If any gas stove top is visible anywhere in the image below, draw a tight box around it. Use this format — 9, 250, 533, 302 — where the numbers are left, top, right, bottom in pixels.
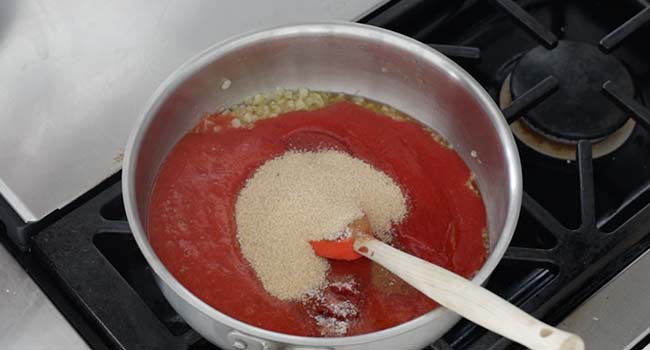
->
2, 1, 650, 349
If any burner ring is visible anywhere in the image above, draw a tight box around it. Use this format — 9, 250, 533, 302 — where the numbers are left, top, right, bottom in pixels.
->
510, 40, 635, 141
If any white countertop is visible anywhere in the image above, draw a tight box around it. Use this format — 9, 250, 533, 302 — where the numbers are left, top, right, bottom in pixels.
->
0, 244, 90, 350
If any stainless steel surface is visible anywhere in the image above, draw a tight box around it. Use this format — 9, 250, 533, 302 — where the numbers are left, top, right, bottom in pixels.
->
123, 22, 522, 350
560, 248, 650, 350
0, 0, 388, 223
0, 244, 90, 350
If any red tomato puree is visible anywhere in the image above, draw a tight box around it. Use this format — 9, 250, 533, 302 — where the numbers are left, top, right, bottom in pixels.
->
148, 101, 487, 336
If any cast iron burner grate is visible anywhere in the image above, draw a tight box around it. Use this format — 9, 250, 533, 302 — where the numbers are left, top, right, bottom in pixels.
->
2, 1, 650, 350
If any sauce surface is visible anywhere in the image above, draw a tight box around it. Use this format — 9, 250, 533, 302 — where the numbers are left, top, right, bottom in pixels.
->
148, 101, 487, 336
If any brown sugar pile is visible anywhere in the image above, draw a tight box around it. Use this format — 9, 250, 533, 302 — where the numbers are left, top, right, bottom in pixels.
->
235, 150, 408, 300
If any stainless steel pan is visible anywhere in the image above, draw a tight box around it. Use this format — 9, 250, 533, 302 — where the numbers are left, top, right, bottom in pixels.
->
123, 22, 522, 350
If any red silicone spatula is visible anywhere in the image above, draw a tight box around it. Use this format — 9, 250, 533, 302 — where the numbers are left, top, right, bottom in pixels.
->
310, 215, 584, 350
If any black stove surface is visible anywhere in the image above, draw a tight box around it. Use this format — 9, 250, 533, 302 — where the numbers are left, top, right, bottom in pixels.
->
2, 1, 650, 350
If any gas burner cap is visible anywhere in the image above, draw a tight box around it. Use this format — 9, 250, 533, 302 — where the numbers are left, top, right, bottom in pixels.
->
500, 74, 635, 160
511, 40, 635, 141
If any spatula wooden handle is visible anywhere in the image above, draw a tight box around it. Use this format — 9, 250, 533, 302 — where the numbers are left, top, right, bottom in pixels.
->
354, 238, 585, 350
